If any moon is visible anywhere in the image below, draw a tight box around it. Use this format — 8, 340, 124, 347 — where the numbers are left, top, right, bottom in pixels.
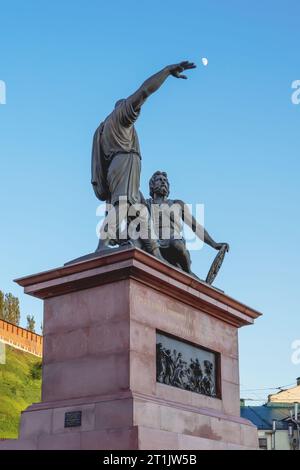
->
201, 57, 208, 66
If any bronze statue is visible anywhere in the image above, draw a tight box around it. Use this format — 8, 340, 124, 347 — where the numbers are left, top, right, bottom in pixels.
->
91, 61, 196, 257
145, 171, 229, 279
90, 61, 229, 284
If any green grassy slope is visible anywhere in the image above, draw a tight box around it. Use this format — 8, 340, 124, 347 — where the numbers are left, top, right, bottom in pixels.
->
0, 344, 42, 438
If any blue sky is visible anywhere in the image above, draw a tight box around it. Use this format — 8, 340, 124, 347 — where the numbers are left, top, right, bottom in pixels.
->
0, 0, 299, 403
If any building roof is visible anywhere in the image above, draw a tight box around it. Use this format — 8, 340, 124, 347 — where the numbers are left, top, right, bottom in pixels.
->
241, 404, 294, 430
268, 385, 300, 404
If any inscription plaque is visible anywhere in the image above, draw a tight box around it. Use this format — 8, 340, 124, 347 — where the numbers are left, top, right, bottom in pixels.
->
64, 410, 82, 428
156, 332, 218, 397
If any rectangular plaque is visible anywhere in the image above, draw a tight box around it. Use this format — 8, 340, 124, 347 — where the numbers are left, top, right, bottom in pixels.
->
64, 410, 82, 428
156, 332, 218, 397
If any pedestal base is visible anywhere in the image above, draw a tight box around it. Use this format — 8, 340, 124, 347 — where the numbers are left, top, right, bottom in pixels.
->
0, 394, 258, 450
0, 248, 261, 450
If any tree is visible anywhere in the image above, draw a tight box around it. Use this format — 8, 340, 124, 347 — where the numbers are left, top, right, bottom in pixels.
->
26, 315, 36, 333
0, 290, 4, 320
3, 293, 20, 326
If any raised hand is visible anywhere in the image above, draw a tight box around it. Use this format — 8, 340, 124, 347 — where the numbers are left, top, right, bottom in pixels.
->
168, 61, 197, 79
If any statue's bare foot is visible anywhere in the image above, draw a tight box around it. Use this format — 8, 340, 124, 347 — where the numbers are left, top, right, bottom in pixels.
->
95, 238, 117, 252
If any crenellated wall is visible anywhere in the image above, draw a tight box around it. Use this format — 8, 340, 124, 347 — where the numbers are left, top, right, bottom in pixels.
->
0, 319, 43, 357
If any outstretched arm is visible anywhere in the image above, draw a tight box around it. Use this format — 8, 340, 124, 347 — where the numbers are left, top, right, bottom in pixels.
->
128, 61, 196, 111
176, 200, 230, 251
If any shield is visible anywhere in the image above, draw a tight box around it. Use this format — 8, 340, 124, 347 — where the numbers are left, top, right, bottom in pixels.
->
206, 245, 227, 285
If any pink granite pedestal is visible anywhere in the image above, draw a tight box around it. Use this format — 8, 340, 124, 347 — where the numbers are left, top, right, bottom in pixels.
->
0, 248, 261, 450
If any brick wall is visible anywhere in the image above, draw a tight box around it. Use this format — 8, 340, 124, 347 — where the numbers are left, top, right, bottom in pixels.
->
0, 319, 43, 357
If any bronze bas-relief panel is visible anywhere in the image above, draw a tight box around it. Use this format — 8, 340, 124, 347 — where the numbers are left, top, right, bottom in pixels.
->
156, 332, 218, 398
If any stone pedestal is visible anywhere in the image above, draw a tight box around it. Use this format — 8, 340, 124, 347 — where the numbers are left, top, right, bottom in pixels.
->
0, 248, 261, 450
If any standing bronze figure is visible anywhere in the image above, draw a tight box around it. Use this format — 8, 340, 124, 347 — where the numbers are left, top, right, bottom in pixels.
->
91, 61, 196, 257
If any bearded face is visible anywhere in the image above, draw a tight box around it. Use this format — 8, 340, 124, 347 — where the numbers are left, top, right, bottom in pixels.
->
152, 173, 170, 197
